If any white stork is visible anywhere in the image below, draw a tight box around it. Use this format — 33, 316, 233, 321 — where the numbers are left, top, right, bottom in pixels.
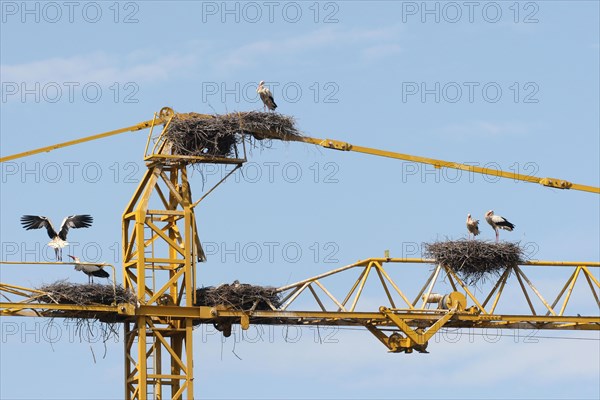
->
466, 214, 480, 239
257, 81, 277, 111
68, 255, 109, 283
20, 215, 93, 261
484, 210, 515, 242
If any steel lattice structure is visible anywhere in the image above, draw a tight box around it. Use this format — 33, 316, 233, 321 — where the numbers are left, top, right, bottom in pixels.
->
1, 107, 599, 399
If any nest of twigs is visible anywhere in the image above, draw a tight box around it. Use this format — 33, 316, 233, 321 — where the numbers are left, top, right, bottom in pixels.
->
35, 281, 137, 342
37, 281, 136, 307
424, 240, 525, 285
165, 111, 302, 158
195, 281, 281, 311
37, 281, 135, 323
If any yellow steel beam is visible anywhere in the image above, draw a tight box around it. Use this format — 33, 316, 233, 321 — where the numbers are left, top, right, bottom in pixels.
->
382, 306, 456, 345
133, 304, 600, 325
295, 137, 600, 194
336, 258, 600, 267
2, 107, 596, 195
0, 119, 158, 163
0, 302, 120, 312
275, 257, 600, 269
0, 261, 118, 301
523, 260, 600, 267
4, 303, 597, 329
1, 297, 597, 326
121, 162, 196, 399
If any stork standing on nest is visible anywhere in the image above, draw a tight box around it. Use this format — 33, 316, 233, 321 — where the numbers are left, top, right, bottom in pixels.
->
68, 255, 109, 283
20, 215, 93, 261
257, 80, 277, 111
466, 214, 480, 239
484, 210, 515, 242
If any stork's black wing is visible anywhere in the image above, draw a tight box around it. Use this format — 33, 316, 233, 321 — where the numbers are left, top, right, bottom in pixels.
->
58, 215, 93, 240
90, 268, 110, 278
21, 215, 57, 239
269, 96, 277, 109
496, 219, 515, 231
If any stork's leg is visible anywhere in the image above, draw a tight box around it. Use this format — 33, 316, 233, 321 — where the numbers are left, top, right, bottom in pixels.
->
495, 230, 499, 243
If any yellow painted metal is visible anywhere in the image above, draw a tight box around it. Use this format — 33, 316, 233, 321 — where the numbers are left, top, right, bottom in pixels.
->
2, 107, 597, 194
119, 114, 245, 399
2, 254, 599, 361
0, 302, 120, 312
514, 266, 556, 315
122, 162, 200, 400
0, 119, 161, 163
372, 264, 414, 308
2, 108, 600, 398
382, 305, 456, 345
420, 264, 442, 310
0, 261, 119, 310
482, 267, 511, 314
294, 137, 600, 194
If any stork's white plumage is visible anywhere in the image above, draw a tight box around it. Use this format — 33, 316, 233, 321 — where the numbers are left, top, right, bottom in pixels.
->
484, 210, 515, 242
257, 80, 277, 111
21, 215, 93, 261
466, 214, 480, 239
68, 255, 109, 283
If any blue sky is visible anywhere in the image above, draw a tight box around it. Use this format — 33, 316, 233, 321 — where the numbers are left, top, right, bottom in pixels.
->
1, 1, 599, 399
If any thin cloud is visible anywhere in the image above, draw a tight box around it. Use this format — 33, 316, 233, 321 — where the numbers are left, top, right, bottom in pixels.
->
441, 120, 534, 138
217, 25, 403, 70
2, 27, 403, 85
362, 43, 402, 61
1, 51, 197, 85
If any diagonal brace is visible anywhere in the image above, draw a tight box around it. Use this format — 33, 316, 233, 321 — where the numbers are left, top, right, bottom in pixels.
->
380, 306, 455, 345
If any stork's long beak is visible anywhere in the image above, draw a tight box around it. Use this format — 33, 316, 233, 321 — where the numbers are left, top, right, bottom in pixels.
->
67, 255, 75, 260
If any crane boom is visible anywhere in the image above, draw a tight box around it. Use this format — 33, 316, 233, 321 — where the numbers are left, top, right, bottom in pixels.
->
0, 119, 158, 163
295, 137, 600, 194
1, 109, 598, 194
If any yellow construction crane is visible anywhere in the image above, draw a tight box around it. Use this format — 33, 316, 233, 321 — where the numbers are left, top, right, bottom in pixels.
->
1, 107, 598, 400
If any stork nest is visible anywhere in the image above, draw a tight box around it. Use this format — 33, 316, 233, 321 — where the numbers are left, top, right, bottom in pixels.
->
165, 111, 302, 158
195, 282, 281, 311
36, 281, 136, 321
34, 281, 137, 343
424, 240, 525, 285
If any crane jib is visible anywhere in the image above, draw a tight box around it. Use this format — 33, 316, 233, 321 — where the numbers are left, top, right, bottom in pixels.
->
0, 110, 598, 195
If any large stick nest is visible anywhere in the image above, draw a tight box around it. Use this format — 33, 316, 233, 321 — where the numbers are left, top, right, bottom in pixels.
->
165, 111, 302, 158
195, 281, 281, 311
37, 281, 136, 306
424, 240, 525, 285
35, 281, 137, 341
